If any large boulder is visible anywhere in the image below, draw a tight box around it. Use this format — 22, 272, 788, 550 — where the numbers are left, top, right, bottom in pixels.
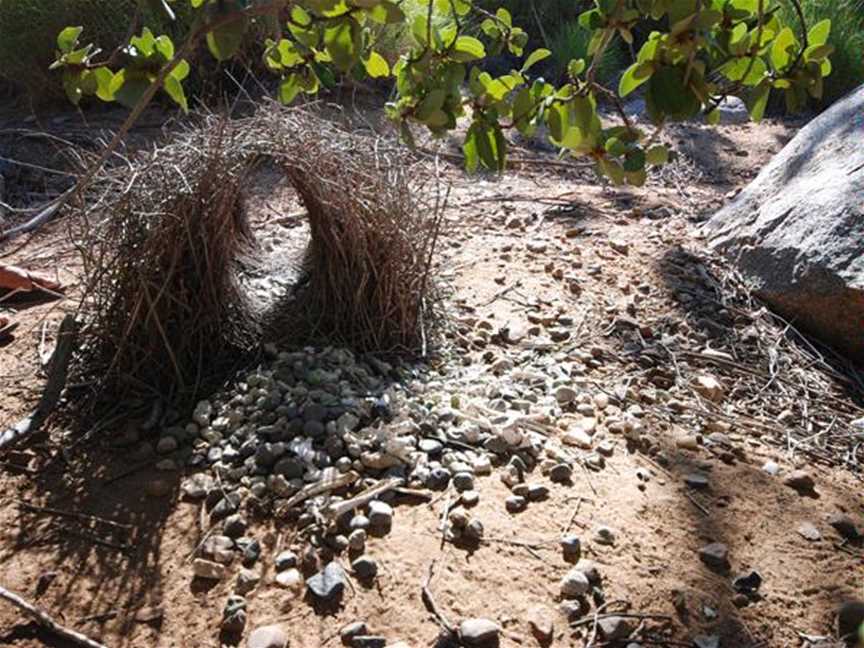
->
704, 85, 864, 360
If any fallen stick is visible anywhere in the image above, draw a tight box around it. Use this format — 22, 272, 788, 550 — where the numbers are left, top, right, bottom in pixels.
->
276, 470, 360, 517
323, 476, 404, 520
421, 561, 455, 635
18, 501, 133, 532
0, 584, 110, 648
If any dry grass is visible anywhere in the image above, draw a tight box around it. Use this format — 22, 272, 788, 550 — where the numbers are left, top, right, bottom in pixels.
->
71, 105, 445, 407
73, 119, 258, 406
251, 105, 446, 352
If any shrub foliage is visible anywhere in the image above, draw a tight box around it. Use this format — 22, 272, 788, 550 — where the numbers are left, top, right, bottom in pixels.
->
51, 0, 835, 186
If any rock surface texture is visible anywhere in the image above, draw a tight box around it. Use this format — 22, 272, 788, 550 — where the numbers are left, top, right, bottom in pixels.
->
704, 84, 864, 359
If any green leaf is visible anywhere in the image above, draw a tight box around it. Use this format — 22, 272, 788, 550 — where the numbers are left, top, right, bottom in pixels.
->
163, 75, 188, 112
808, 19, 831, 47
62, 71, 83, 105
568, 59, 586, 77
452, 36, 486, 62
92, 67, 116, 102
645, 144, 668, 165
279, 74, 303, 105
746, 83, 770, 121
521, 48, 551, 73
770, 27, 796, 72
463, 125, 480, 173
57, 26, 83, 54
131, 27, 156, 57
110, 70, 151, 109
324, 21, 360, 71
619, 61, 652, 97
605, 137, 627, 157
364, 51, 390, 78
206, 17, 248, 62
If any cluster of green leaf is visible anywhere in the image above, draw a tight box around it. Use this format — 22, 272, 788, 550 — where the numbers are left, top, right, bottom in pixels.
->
776, 0, 864, 110
50, 0, 836, 186
0, 0, 182, 103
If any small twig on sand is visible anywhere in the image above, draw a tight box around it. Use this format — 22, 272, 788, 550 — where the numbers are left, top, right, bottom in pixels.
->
421, 561, 455, 635
18, 501, 133, 532
682, 490, 711, 517
563, 496, 588, 534
0, 584, 110, 648
439, 490, 453, 550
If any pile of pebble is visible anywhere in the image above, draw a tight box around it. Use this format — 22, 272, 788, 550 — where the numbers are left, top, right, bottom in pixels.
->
144, 338, 653, 644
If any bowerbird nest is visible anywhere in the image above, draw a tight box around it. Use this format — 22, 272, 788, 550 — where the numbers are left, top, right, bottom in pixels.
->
73, 106, 444, 408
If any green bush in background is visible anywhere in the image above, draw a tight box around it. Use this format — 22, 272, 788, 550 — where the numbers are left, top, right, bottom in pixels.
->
778, 0, 864, 110
548, 21, 628, 85
0, 0, 187, 103
0, 0, 272, 106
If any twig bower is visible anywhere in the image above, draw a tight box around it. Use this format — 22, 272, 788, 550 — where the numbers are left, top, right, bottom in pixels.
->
76, 105, 443, 405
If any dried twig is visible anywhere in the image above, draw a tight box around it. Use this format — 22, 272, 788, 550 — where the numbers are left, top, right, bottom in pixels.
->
421, 561, 455, 635
0, 585, 110, 648
18, 501, 132, 533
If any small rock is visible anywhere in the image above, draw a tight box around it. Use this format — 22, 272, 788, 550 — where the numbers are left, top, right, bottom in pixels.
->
453, 472, 475, 492
275, 568, 304, 593
464, 519, 484, 542
828, 513, 860, 540
221, 595, 247, 634
783, 470, 815, 495
460, 490, 480, 507
351, 514, 371, 531
549, 463, 573, 484
181, 473, 214, 499
351, 555, 378, 580
698, 543, 730, 572
562, 428, 593, 450
694, 375, 725, 402
693, 635, 720, 648
223, 514, 247, 539
348, 529, 367, 552
573, 559, 600, 584
528, 606, 554, 643
676, 436, 700, 451
275, 550, 298, 571
560, 535, 581, 560
527, 483, 549, 502
597, 616, 632, 641
761, 460, 780, 476
505, 495, 527, 513
368, 501, 393, 534
684, 473, 710, 489
560, 569, 591, 598
593, 526, 616, 546
732, 570, 762, 594
192, 558, 225, 580
797, 522, 821, 541
236, 568, 261, 595
448, 509, 469, 529
340, 621, 369, 644
459, 618, 501, 646
307, 562, 347, 602
134, 606, 164, 623
555, 386, 578, 405
247, 625, 287, 648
